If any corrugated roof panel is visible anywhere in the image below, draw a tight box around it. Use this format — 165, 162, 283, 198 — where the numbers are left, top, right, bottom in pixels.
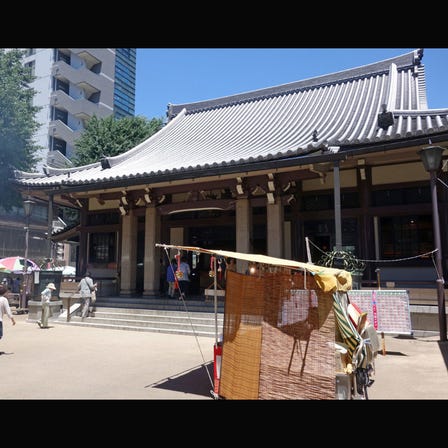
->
405, 116, 413, 136
417, 65, 428, 109
426, 115, 434, 133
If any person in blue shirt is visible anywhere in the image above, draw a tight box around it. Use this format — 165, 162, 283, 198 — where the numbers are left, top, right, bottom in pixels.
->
166, 259, 177, 298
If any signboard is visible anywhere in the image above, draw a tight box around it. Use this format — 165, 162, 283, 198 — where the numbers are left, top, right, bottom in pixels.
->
347, 289, 412, 335
34, 270, 63, 299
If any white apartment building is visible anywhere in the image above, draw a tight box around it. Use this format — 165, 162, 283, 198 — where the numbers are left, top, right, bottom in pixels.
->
22, 48, 136, 172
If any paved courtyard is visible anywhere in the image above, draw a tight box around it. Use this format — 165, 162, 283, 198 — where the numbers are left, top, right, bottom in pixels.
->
0, 314, 447, 400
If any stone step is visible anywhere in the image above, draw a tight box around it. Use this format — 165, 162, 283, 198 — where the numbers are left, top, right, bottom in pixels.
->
71, 314, 222, 332
94, 307, 224, 319
55, 319, 221, 337
55, 302, 224, 337
94, 297, 225, 314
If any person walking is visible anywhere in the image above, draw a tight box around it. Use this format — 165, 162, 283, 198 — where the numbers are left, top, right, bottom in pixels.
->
166, 259, 177, 298
0, 284, 16, 342
78, 272, 97, 319
37, 282, 56, 329
177, 256, 191, 299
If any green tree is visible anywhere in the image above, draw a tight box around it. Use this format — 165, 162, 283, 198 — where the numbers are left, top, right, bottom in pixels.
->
0, 49, 41, 210
73, 115, 163, 166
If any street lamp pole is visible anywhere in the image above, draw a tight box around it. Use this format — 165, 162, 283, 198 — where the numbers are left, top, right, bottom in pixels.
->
418, 146, 447, 342
20, 197, 34, 313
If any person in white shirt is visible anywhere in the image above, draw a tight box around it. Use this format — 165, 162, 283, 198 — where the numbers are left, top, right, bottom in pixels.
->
0, 284, 16, 340
78, 272, 97, 319
37, 282, 56, 329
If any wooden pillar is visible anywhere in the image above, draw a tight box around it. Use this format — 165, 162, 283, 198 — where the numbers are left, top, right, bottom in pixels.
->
333, 160, 342, 250
358, 163, 374, 281
143, 205, 161, 298
236, 198, 251, 273
439, 170, 448, 278
47, 194, 54, 261
267, 199, 284, 258
284, 221, 291, 260
78, 202, 88, 276
120, 209, 138, 296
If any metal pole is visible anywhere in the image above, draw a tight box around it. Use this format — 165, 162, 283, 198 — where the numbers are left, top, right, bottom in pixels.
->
333, 161, 342, 250
214, 257, 218, 345
430, 170, 447, 341
375, 268, 381, 290
21, 218, 30, 312
305, 237, 312, 263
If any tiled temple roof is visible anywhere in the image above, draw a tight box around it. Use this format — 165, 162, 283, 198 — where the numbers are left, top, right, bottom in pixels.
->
14, 49, 448, 188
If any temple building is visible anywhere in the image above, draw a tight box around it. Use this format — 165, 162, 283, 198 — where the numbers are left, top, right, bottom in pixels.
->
13, 49, 448, 299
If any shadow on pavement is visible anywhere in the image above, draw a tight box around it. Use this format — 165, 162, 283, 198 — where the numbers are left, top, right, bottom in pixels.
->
438, 341, 448, 370
147, 362, 214, 398
381, 351, 407, 356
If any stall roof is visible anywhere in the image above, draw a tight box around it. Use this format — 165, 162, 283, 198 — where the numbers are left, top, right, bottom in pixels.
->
156, 244, 352, 293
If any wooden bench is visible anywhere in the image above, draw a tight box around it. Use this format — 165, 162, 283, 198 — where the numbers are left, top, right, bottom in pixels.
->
59, 281, 81, 322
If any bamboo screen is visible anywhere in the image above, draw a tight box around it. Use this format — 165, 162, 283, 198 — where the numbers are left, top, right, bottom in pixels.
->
219, 270, 335, 399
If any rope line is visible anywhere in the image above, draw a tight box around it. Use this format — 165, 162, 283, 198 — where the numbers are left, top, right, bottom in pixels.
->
306, 237, 438, 264
162, 246, 214, 389
437, 176, 448, 190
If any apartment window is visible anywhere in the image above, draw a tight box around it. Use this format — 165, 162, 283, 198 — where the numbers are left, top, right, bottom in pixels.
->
56, 50, 71, 65
91, 62, 102, 74
52, 107, 68, 124
50, 136, 66, 155
25, 48, 36, 57
24, 60, 35, 77
54, 78, 69, 95
88, 91, 100, 103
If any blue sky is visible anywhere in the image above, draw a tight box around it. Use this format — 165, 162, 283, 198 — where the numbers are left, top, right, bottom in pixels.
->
135, 48, 448, 119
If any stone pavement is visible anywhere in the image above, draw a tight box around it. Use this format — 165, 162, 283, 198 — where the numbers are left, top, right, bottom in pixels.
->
368, 333, 448, 400
0, 314, 215, 400
0, 314, 447, 400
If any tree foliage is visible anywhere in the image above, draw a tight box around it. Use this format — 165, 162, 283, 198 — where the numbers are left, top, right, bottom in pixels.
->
73, 115, 164, 166
0, 49, 41, 210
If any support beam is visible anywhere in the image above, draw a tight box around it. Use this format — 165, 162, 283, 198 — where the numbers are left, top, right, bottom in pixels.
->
47, 194, 54, 260
333, 160, 342, 250
143, 206, 161, 298
120, 209, 138, 296
236, 198, 251, 273
267, 199, 284, 258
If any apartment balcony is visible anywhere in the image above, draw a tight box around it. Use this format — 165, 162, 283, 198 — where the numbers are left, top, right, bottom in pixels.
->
49, 120, 82, 147
50, 90, 112, 120
46, 150, 73, 169
70, 48, 114, 68
52, 60, 111, 97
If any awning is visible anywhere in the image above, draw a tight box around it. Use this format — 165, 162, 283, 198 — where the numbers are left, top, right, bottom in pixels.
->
155, 244, 352, 293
